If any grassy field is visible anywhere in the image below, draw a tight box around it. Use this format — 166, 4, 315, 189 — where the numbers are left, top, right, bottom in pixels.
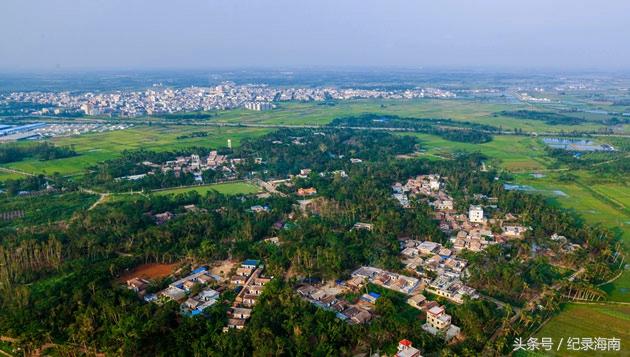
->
513, 173, 630, 235
0, 169, 27, 181
0, 340, 15, 355
521, 304, 630, 357
0, 192, 98, 228
152, 182, 260, 196
404, 133, 553, 172
198, 99, 617, 133
0, 125, 269, 178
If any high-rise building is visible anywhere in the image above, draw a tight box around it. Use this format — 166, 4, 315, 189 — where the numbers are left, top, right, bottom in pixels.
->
244, 102, 273, 111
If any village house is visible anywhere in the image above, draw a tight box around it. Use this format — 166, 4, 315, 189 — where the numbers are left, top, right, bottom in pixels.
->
425, 275, 478, 304
392, 182, 406, 194
230, 275, 247, 285
241, 259, 260, 269
351, 266, 420, 295
502, 225, 528, 239
406, 294, 427, 310
126, 277, 150, 293
344, 307, 372, 324
422, 305, 461, 341
417, 241, 440, 255
227, 318, 246, 330
160, 286, 187, 302
352, 222, 374, 231
236, 266, 255, 277
262, 236, 280, 245
253, 276, 271, 286
332, 170, 348, 178
297, 187, 317, 196
297, 168, 312, 178
393, 193, 410, 208
360, 292, 380, 304
250, 205, 270, 213
468, 205, 484, 223
181, 287, 220, 316
396, 339, 423, 357
241, 294, 258, 307
154, 211, 174, 225
345, 276, 366, 290
434, 199, 454, 211
231, 307, 252, 320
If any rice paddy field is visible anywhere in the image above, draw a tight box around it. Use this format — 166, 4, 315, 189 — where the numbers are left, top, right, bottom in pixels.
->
513, 173, 629, 234
405, 133, 553, 172
152, 182, 260, 196
511, 171, 630, 302
517, 304, 630, 357
204, 99, 617, 133
0, 125, 269, 178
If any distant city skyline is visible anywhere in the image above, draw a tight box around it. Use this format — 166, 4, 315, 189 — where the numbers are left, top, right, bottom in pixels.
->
1, 0, 629, 71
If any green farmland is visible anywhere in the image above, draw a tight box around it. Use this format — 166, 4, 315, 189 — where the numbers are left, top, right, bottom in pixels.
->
405, 133, 553, 172
523, 304, 630, 357
152, 182, 261, 196
0, 125, 269, 178
202, 99, 619, 134
512, 172, 630, 302
0, 168, 27, 181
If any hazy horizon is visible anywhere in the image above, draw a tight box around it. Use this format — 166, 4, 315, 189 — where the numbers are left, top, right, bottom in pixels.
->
2, 0, 630, 71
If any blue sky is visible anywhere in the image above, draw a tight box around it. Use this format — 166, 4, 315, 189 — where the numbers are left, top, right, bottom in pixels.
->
1, 0, 629, 70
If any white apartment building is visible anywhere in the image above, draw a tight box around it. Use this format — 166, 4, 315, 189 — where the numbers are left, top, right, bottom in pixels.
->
468, 205, 484, 223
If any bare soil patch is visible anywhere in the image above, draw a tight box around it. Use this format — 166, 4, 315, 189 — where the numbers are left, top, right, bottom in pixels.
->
118, 262, 179, 282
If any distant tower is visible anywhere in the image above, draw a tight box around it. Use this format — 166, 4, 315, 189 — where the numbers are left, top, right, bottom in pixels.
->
227, 139, 232, 149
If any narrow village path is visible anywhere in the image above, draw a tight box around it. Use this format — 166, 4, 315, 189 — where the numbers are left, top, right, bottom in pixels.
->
235, 266, 263, 301
0, 336, 16, 357
0, 167, 36, 177
88, 193, 109, 211
598, 266, 626, 287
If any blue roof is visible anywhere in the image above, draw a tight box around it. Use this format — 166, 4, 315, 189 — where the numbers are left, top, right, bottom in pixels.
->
368, 292, 381, 299
242, 259, 260, 266
191, 266, 208, 274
